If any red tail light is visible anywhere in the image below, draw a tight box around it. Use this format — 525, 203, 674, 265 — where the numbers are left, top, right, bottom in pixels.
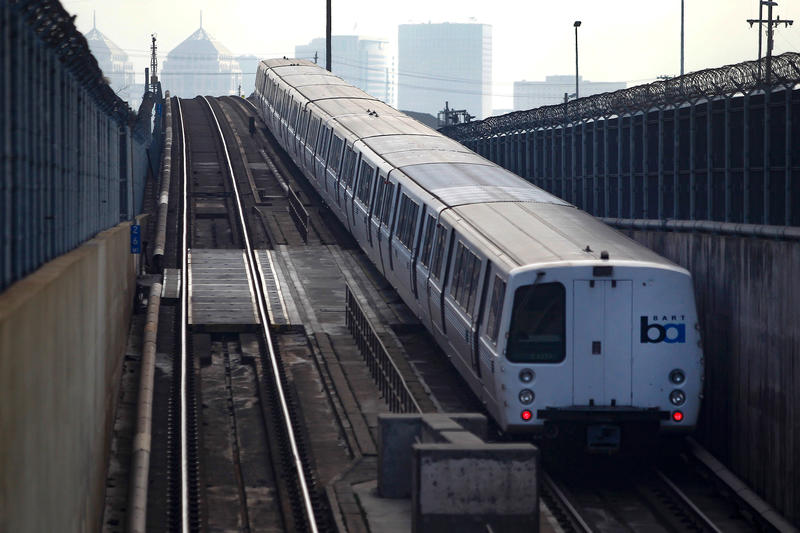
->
672, 411, 684, 422
521, 410, 533, 421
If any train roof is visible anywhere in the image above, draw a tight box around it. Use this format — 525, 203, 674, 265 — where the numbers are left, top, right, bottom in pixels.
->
259, 58, 680, 271
450, 202, 674, 268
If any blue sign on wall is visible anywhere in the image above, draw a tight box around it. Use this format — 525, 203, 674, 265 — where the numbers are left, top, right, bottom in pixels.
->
130, 224, 141, 254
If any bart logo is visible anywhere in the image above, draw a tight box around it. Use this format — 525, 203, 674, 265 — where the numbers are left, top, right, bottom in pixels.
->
640, 316, 686, 344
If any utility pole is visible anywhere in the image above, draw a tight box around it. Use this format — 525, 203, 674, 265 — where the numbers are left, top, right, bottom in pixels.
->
748, 1, 793, 83
574, 21, 581, 99
150, 34, 158, 93
326, 0, 332, 72
680, 0, 684, 77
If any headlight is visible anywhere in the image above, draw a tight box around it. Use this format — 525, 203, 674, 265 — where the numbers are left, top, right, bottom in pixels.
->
519, 389, 535, 404
519, 369, 535, 383
670, 389, 686, 406
669, 369, 685, 385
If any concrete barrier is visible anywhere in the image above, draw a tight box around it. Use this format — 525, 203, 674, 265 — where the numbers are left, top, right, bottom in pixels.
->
378, 413, 538, 533
0, 217, 144, 532
622, 229, 800, 527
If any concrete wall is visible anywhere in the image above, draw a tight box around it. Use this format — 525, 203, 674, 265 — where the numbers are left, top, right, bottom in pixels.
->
624, 230, 800, 526
0, 219, 142, 532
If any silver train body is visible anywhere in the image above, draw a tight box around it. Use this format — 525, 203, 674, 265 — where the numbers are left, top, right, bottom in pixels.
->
254, 58, 703, 446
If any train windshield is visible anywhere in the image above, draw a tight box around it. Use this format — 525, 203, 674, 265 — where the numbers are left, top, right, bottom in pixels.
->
506, 282, 566, 363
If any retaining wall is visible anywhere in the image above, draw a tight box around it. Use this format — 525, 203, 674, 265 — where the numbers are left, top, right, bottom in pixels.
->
623, 229, 800, 526
0, 218, 143, 532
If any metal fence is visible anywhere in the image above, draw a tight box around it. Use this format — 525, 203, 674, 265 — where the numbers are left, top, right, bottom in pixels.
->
345, 285, 421, 414
1, 0, 158, 291
441, 53, 800, 227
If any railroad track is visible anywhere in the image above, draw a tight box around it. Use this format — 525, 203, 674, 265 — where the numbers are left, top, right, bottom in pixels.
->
168, 96, 326, 532
540, 450, 761, 533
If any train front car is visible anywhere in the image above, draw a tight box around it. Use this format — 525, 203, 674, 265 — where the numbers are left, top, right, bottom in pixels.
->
496, 256, 703, 452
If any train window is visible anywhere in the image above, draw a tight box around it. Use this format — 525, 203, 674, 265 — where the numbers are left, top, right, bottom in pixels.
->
329, 136, 344, 173
308, 117, 320, 148
373, 179, 386, 219
449, 241, 480, 316
395, 194, 419, 250
486, 276, 506, 344
380, 183, 395, 226
506, 283, 566, 363
465, 256, 482, 312
430, 224, 447, 280
317, 126, 329, 153
343, 148, 358, 190
355, 162, 375, 206
419, 215, 436, 269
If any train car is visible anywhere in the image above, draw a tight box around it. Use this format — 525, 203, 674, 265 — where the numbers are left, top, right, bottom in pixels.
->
253, 58, 704, 450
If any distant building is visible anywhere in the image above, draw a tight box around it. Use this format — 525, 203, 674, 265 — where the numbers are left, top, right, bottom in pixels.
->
84, 18, 138, 107
398, 22, 492, 120
161, 25, 242, 98
237, 54, 260, 96
513, 76, 627, 110
295, 36, 394, 105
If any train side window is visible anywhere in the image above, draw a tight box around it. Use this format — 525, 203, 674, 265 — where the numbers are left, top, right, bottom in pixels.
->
395, 194, 419, 250
506, 282, 566, 363
316, 126, 328, 154
485, 276, 506, 344
465, 254, 482, 313
450, 241, 480, 317
308, 117, 320, 149
343, 148, 358, 190
419, 214, 436, 269
373, 179, 386, 219
356, 162, 375, 206
450, 243, 466, 300
430, 224, 447, 281
380, 183, 395, 226
329, 135, 344, 174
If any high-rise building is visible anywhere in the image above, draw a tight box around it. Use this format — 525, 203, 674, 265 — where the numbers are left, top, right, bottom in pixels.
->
160, 25, 242, 98
84, 17, 137, 106
513, 76, 627, 110
398, 22, 492, 120
295, 36, 393, 105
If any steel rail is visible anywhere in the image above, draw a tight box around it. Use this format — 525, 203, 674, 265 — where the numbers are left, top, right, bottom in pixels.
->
175, 98, 191, 533
541, 472, 594, 533
201, 96, 319, 532
654, 468, 724, 533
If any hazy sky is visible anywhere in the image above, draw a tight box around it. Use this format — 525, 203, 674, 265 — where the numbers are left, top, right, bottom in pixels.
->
65, 0, 799, 109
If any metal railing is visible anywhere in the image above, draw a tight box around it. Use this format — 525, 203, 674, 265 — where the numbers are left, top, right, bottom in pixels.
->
287, 186, 309, 243
345, 285, 422, 414
0, 0, 157, 291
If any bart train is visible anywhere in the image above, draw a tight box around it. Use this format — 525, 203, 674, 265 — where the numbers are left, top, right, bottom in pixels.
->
253, 58, 703, 449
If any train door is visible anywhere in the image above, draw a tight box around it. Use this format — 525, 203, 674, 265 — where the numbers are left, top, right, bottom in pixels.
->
415, 213, 437, 326
368, 173, 387, 274
478, 273, 506, 404
352, 161, 375, 250
314, 126, 330, 186
445, 242, 482, 372
572, 280, 633, 406
427, 223, 451, 342
378, 179, 398, 285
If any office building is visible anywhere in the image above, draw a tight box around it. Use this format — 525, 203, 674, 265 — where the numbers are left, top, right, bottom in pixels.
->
295, 36, 394, 105
84, 18, 137, 106
513, 76, 627, 110
160, 25, 242, 98
398, 22, 492, 120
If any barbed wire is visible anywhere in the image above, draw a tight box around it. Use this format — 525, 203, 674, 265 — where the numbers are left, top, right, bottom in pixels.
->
15, 0, 132, 124
440, 52, 800, 141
